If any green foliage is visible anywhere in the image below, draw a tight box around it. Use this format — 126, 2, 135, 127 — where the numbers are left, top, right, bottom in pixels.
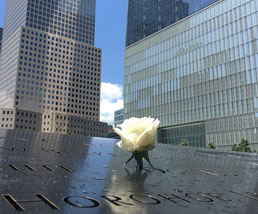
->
67, 131, 73, 135
180, 138, 189, 146
207, 142, 216, 149
231, 139, 256, 153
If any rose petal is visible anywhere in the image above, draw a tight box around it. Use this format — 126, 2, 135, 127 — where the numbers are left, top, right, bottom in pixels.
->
135, 119, 160, 151
135, 131, 155, 151
116, 140, 135, 152
115, 117, 160, 152
114, 127, 127, 141
125, 117, 154, 136
118, 117, 138, 131
116, 141, 122, 149
114, 128, 135, 152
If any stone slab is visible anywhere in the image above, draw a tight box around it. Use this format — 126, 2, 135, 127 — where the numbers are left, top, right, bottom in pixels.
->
0, 128, 258, 213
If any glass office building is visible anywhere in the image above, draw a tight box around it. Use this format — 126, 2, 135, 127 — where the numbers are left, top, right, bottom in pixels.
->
114, 108, 124, 126
0, 0, 99, 118
124, 0, 258, 149
25, 0, 95, 44
126, 0, 219, 47
0, 0, 108, 136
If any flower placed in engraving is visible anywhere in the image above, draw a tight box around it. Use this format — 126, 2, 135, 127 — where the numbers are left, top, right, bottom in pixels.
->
114, 117, 160, 169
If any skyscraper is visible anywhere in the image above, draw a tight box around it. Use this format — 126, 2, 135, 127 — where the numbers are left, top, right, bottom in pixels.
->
0, 0, 108, 137
114, 108, 123, 126
126, 0, 218, 47
124, 0, 258, 149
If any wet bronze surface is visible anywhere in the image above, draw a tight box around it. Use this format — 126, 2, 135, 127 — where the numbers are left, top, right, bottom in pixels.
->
0, 128, 258, 213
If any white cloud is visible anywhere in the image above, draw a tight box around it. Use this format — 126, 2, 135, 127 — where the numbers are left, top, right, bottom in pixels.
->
100, 82, 123, 101
100, 82, 123, 125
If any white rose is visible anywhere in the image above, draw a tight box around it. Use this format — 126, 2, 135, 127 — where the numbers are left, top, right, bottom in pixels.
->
114, 117, 160, 152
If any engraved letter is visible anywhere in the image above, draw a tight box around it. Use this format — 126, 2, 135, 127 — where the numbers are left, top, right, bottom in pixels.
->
206, 193, 232, 201
3, 194, 59, 211
185, 193, 214, 202
130, 194, 161, 205
102, 195, 133, 206
230, 190, 258, 201
64, 196, 100, 208
158, 194, 191, 204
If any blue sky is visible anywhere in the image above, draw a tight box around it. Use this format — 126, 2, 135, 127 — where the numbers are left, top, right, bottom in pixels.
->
0, 0, 127, 86
95, 0, 127, 86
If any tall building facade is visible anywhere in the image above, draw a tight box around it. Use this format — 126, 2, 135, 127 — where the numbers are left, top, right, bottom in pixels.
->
0, 0, 108, 137
114, 108, 123, 126
124, 0, 258, 149
126, 0, 218, 47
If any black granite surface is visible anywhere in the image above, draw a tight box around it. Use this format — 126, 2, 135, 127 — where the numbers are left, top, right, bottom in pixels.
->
0, 128, 258, 213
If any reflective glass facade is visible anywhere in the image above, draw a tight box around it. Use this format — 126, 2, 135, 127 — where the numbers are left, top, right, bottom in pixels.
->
158, 122, 205, 147
124, 0, 258, 149
0, 0, 101, 121
126, 0, 219, 47
114, 108, 124, 126
25, 0, 95, 44
0, 0, 28, 108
